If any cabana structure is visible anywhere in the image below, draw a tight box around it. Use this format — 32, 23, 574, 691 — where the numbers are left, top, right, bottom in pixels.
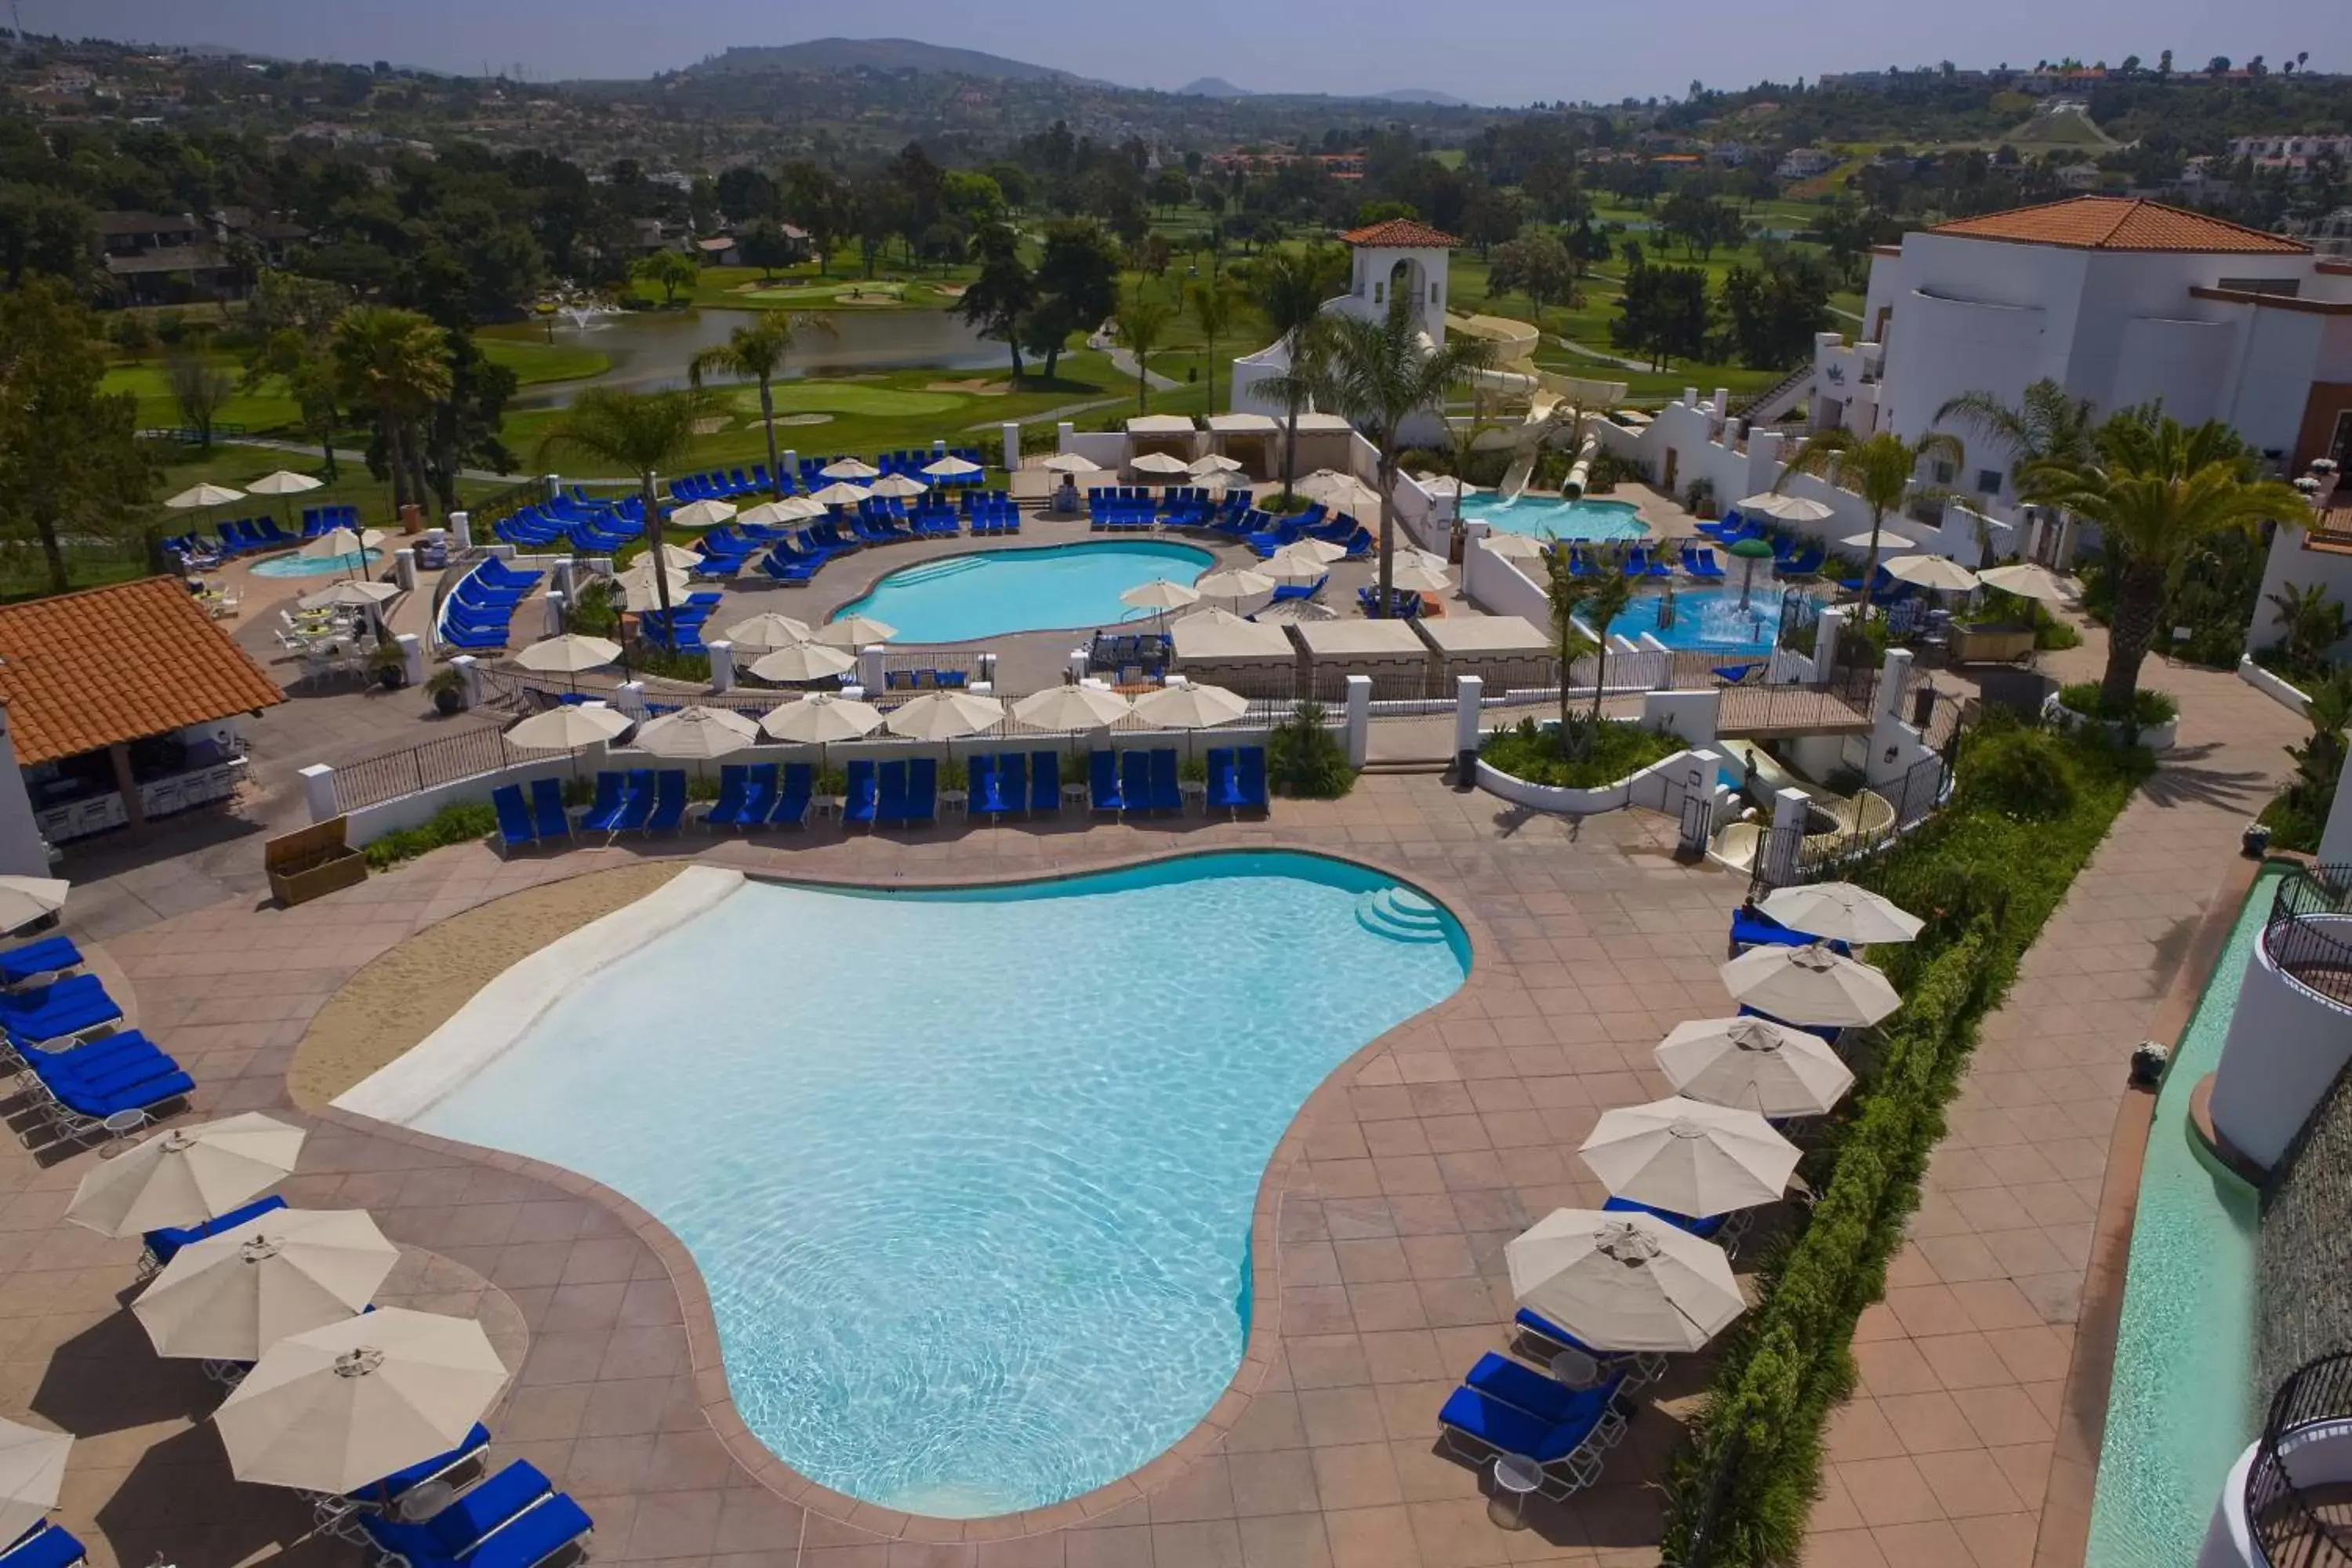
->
1290, 618, 1432, 701
1124, 415, 1200, 470
1170, 608, 1298, 697
0, 579, 285, 870
1287, 412, 1362, 480
1416, 612, 1559, 691
1204, 412, 1280, 480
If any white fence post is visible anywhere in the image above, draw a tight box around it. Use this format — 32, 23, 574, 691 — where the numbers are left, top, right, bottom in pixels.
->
860, 644, 887, 694
394, 548, 418, 591
615, 681, 647, 717
708, 640, 735, 693
1343, 675, 1372, 768
396, 633, 424, 688
543, 593, 565, 637
448, 510, 472, 553
1002, 422, 1021, 472
1813, 606, 1846, 675
1876, 647, 1914, 720
299, 764, 339, 824
1763, 786, 1810, 885
1069, 649, 1091, 683
1454, 674, 1484, 759
451, 654, 481, 710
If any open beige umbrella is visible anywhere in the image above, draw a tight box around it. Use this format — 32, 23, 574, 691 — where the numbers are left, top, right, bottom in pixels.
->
1297, 470, 1381, 514
1261, 545, 1334, 585
1194, 567, 1276, 604
814, 614, 895, 648
1130, 451, 1192, 477
1980, 562, 2082, 603
1133, 683, 1250, 730
166, 483, 245, 510
504, 704, 632, 753
1580, 1097, 1800, 1217
808, 481, 870, 508
1653, 1017, 1855, 1119
1506, 1209, 1744, 1354
1190, 454, 1246, 477
739, 496, 826, 526
1739, 492, 1835, 524
613, 561, 695, 607
820, 457, 880, 481
300, 526, 386, 561
0, 876, 68, 931
1122, 579, 1201, 615
1885, 554, 1980, 593
297, 580, 400, 612
1043, 452, 1102, 474
1720, 942, 1901, 1027
667, 499, 737, 530
750, 642, 858, 684
1011, 684, 1132, 731
245, 470, 323, 499
1388, 557, 1452, 593
724, 612, 815, 652
1481, 532, 1552, 561
760, 691, 884, 744
632, 705, 757, 760
66, 1112, 303, 1238
923, 455, 983, 479
0, 1420, 71, 1548
1757, 883, 1924, 945
134, 1208, 399, 1361
212, 1308, 507, 1494
868, 473, 929, 499
1840, 528, 1915, 551
884, 691, 1006, 742
514, 634, 622, 677
647, 542, 708, 571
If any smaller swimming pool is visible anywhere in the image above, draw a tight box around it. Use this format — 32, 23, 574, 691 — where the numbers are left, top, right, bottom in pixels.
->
833, 540, 1216, 642
1601, 586, 1813, 655
1461, 495, 1648, 541
250, 548, 380, 579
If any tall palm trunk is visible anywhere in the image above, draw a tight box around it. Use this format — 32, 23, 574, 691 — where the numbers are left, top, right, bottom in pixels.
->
757, 375, 782, 497
1857, 506, 1889, 617
1374, 440, 1397, 611
1588, 639, 1610, 732
641, 470, 673, 617
1279, 395, 1303, 506
2103, 559, 2166, 712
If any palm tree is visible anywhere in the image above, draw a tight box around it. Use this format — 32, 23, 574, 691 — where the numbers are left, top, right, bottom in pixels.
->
1538, 545, 1597, 747
2022, 414, 2310, 711
533, 387, 715, 619
331, 305, 451, 517
688, 310, 833, 497
2264, 580, 2350, 671
1113, 289, 1174, 415
1934, 379, 2098, 560
1186, 277, 1240, 416
1577, 551, 1635, 735
1247, 248, 1341, 504
1308, 299, 1500, 610
1775, 427, 1963, 615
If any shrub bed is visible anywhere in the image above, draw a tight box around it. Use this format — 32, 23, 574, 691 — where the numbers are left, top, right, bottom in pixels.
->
1479, 716, 1684, 790
363, 800, 498, 869
2057, 681, 2177, 728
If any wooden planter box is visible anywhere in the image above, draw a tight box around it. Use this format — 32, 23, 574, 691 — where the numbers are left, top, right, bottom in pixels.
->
266, 817, 368, 906
1949, 622, 2037, 666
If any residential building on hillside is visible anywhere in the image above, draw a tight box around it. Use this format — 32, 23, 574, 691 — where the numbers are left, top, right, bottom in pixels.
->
2230, 134, 2352, 175
1775, 148, 1836, 180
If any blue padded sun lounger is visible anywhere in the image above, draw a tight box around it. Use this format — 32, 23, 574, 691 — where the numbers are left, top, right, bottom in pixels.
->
1149, 749, 1181, 814
0, 977, 122, 1042
905, 757, 938, 825
143, 1193, 289, 1276
1120, 750, 1153, 815
771, 764, 813, 829
0, 937, 81, 988
358, 1461, 552, 1566
491, 786, 536, 854
704, 764, 750, 831
528, 779, 572, 842
352, 1421, 492, 1512
605, 770, 657, 837
992, 752, 1027, 817
0, 1525, 87, 1568
874, 760, 910, 826
1088, 750, 1123, 814
644, 771, 688, 834
579, 771, 628, 833
1029, 751, 1060, 814
842, 760, 880, 827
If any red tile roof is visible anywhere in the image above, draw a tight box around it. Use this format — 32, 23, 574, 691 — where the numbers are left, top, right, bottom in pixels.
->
0, 576, 285, 764
1341, 218, 1462, 249
1928, 197, 2308, 254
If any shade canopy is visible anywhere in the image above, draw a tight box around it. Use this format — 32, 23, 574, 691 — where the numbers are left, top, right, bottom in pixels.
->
166, 483, 245, 510
749, 642, 857, 684
1122, 578, 1201, 612
1505, 1208, 1745, 1354
1885, 554, 1981, 592
297, 580, 401, 612
1653, 1017, 1855, 1119
1296, 470, 1381, 512
807, 481, 871, 508
1261, 545, 1334, 585
868, 474, 929, 499
1171, 607, 1291, 662
722, 612, 815, 652
812, 614, 895, 648
1388, 558, 1452, 593
819, 458, 880, 480
739, 497, 826, 525
1189, 454, 1246, 477
300, 528, 385, 561
760, 691, 884, 743
1757, 883, 1924, 945
1840, 529, 1914, 550
883, 691, 1005, 742
134, 1208, 399, 1362
503, 704, 633, 752
212, 1308, 508, 1494
1129, 451, 1192, 476
1480, 532, 1552, 560
1739, 492, 1834, 524
612, 561, 695, 607
1580, 1097, 1801, 1217
667, 499, 737, 529
0, 1420, 71, 1548
1719, 942, 1902, 1028
632, 705, 758, 759
514, 634, 622, 676
1194, 568, 1276, 602
0, 876, 68, 931
66, 1112, 303, 1238
1011, 684, 1133, 731
923, 456, 983, 478
1980, 562, 2082, 603
245, 470, 324, 497
1132, 683, 1249, 730
1042, 452, 1102, 474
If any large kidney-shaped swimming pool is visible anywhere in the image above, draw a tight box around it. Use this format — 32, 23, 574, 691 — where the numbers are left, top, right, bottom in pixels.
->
404, 852, 1468, 1516
831, 539, 1215, 642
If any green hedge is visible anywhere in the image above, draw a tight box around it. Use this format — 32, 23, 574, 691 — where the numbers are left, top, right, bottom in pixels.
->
1661, 722, 2154, 1564
363, 800, 498, 869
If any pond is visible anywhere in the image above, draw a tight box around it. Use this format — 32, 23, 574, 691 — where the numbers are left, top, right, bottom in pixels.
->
507, 307, 999, 407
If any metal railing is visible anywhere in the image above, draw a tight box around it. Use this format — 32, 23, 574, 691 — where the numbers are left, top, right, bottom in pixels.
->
329, 728, 522, 814
2267, 865, 2352, 1007
2247, 1351, 2352, 1567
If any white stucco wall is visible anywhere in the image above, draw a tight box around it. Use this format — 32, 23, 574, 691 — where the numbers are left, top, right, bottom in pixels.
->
2209, 914, 2352, 1171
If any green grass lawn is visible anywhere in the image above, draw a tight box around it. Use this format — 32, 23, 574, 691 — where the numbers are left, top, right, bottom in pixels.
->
648, 257, 979, 314
102, 356, 299, 434
474, 328, 614, 386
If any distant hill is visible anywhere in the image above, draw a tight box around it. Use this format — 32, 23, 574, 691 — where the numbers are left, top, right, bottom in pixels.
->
1374, 87, 1471, 106
688, 38, 1083, 83
1179, 77, 1253, 97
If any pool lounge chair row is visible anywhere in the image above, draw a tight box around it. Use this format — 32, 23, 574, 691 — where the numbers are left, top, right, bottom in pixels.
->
439, 557, 545, 652
315, 1448, 594, 1568
4, 1014, 195, 1149
1087, 746, 1269, 817
705, 764, 814, 830
842, 757, 938, 829
967, 751, 1066, 818
0, 1523, 86, 1568
1436, 1349, 1634, 1500
491, 771, 691, 852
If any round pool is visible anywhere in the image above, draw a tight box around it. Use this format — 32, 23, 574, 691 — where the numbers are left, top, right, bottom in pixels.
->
832, 539, 1216, 642
249, 547, 381, 578
1461, 495, 1647, 540
407, 852, 1469, 1516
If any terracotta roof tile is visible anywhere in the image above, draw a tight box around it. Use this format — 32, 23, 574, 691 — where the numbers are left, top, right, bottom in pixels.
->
0, 576, 285, 765
1341, 218, 1462, 249
1928, 197, 2307, 254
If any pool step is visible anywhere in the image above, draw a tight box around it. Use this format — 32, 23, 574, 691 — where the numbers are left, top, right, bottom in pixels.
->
1355, 887, 1449, 943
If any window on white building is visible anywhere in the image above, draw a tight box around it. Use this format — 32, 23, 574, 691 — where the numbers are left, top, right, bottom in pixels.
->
1374, 281, 1385, 305
1932, 460, 1955, 485
1976, 469, 2003, 495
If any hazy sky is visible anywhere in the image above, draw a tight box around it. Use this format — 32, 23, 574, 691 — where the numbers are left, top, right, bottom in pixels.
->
34, 0, 2347, 104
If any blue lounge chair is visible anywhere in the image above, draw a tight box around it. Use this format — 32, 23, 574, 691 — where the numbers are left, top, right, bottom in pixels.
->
1436, 1384, 1612, 1496
1029, 751, 1060, 814
1149, 749, 1182, 813
528, 779, 572, 843
1463, 1352, 1627, 1431
27, 1063, 194, 1147
873, 760, 909, 826
579, 771, 629, 833
704, 764, 751, 831
771, 764, 813, 829
1512, 1308, 1664, 1387
1120, 750, 1153, 815
605, 769, 657, 837
0, 977, 122, 1042
905, 757, 938, 825
490, 786, 537, 855
352, 1422, 492, 1512
842, 760, 880, 827
993, 752, 1027, 817
1089, 750, 1124, 815
0, 1525, 86, 1568
357, 1461, 555, 1566
644, 771, 688, 834
1269, 574, 1328, 605
1205, 747, 1239, 813
967, 753, 999, 816
1233, 746, 1269, 814
0, 937, 81, 988
736, 764, 779, 829
141, 1193, 289, 1278
1601, 1191, 1729, 1242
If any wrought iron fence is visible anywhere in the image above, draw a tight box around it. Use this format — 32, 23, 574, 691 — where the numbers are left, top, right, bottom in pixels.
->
2245, 1350, 2352, 1567
2267, 864, 2352, 1008
329, 728, 521, 814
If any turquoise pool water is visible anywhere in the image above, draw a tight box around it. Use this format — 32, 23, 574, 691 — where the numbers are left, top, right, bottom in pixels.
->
832, 539, 1215, 642
2085, 872, 2270, 1566
410, 851, 1469, 1516
1601, 586, 1809, 655
1461, 495, 1648, 540
250, 547, 379, 578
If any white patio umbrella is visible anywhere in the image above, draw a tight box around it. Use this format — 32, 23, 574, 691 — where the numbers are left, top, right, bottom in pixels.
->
299, 526, 386, 561
213, 1308, 508, 1494
1122, 578, 1202, 615
723, 612, 815, 652
1388, 557, 1453, 593
868, 473, 929, 499
1194, 567, 1276, 604
632, 705, 757, 760
1130, 451, 1192, 477
1507, 1209, 1744, 1354
647, 542, 708, 571
165, 482, 245, 511
503, 704, 633, 753
514, 634, 622, 677
134, 1208, 400, 1362
1580, 1097, 1801, 1217
1297, 470, 1381, 514
1979, 562, 2082, 603
813, 614, 895, 648
1011, 684, 1132, 731
820, 457, 880, 481
1261, 544, 1334, 585
1739, 492, 1833, 524
739, 496, 826, 526
1757, 883, 1925, 945
884, 691, 1006, 742
1189, 454, 1246, 477
0, 1421, 71, 1548
613, 561, 695, 607
808, 481, 871, 508
1133, 683, 1250, 730
760, 691, 884, 744
667, 498, 737, 529
1719, 942, 1902, 1028
749, 642, 858, 684
1481, 532, 1552, 561
1042, 452, 1103, 474
1885, 554, 1981, 593
65, 1112, 304, 1238
244, 470, 324, 499
923, 455, 984, 479
297, 580, 401, 612
0, 876, 67, 931
1653, 1016, 1856, 1119
1841, 528, 1915, 551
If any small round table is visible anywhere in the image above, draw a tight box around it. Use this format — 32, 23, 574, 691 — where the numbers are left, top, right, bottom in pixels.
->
1488, 1454, 1543, 1529
399, 1479, 458, 1523
1549, 1348, 1602, 1389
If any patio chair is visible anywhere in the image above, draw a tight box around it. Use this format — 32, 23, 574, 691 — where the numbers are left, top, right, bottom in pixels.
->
703, 764, 751, 831
1029, 751, 1061, 815
643, 771, 688, 834
141, 1193, 289, 1280
490, 787, 537, 855
1088, 750, 1124, 815
1149, 749, 1182, 814
1121, 750, 1155, 815
842, 760, 880, 828
874, 760, 910, 826
0, 1525, 86, 1568
528, 779, 572, 843
347, 1422, 493, 1514
579, 771, 629, 833
605, 770, 658, 838
0, 936, 82, 989
905, 757, 938, 826
771, 764, 813, 829
1435, 1384, 1611, 1499
0, 975, 123, 1043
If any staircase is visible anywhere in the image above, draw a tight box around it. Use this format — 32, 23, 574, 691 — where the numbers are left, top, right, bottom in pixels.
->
1734, 361, 1815, 424
1355, 885, 1450, 943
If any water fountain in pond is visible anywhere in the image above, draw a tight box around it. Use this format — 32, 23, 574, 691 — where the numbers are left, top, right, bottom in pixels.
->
557, 302, 619, 333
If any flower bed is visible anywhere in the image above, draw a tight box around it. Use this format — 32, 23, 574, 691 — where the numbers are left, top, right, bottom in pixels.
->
1476, 719, 1708, 815
2049, 682, 2180, 752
